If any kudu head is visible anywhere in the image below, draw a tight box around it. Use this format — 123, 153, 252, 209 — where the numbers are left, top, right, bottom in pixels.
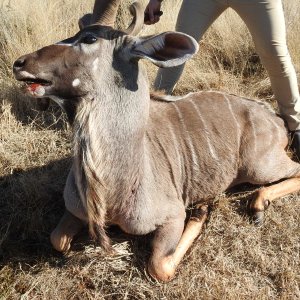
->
13, 0, 198, 123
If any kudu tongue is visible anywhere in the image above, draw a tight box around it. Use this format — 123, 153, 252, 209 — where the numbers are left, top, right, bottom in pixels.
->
27, 83, 46, 97
27, 83, 40, 91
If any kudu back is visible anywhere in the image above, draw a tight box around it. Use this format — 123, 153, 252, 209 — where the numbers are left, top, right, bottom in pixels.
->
13, 0, 300, 282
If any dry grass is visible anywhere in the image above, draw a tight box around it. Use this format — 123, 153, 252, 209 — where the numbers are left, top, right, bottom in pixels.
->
1, 0, 300, 299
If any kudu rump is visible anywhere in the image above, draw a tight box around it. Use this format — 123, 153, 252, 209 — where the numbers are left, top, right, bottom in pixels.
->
13, 0, 300, 282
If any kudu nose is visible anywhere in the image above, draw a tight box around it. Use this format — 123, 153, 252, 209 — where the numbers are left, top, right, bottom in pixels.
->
13, 57, 26, 71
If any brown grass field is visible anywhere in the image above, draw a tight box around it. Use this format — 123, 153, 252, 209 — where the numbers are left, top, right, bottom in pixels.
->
1, 0, 300, 299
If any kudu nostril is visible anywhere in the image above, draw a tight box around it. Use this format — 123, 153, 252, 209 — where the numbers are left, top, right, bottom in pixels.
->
13, 57, 26, 70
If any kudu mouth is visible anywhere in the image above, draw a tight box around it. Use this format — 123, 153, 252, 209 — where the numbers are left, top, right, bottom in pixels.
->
16, 74, 53, 97
19, 77, 52, 87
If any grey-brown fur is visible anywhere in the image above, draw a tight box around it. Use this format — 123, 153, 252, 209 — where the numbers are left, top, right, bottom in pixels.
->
13, 0, 300, 281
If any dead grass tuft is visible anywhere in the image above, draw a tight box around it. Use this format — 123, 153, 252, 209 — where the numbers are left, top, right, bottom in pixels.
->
0, 0, 300, 299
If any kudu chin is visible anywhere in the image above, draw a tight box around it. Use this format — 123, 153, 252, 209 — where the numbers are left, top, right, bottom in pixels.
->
13, 0, 300, 282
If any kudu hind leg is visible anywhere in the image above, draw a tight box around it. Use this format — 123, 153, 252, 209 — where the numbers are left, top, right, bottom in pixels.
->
50, 210, 84, 252
148, 205, 208, 282
250, 177, 300, 225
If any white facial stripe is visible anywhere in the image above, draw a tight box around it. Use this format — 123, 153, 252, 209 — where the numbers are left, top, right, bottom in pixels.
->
72, 79, 81, 87
19, 71, 36, 79
56, 42, 73, 46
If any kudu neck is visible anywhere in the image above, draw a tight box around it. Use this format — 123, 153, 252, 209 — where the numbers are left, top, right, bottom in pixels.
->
73, 65, 150, 212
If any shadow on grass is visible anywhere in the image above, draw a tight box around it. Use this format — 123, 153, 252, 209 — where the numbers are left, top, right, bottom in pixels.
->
226, 183, 258, 217
0, 157, 71, 266
0, 156, 152, 272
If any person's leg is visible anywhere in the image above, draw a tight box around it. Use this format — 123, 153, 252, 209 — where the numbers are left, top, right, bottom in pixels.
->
154, 0, 227, 93
230, 0, 300, 133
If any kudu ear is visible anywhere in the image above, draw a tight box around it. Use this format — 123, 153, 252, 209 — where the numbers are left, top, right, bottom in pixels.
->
78, 13, 93, 30
129, 32, 199, 68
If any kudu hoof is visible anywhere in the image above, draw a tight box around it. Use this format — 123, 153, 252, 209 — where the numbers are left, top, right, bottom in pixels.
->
252, 211, 265, 226
249, 195, 270, 226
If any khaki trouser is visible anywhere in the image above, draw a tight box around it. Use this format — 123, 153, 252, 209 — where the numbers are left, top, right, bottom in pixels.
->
154, 0, 300, 130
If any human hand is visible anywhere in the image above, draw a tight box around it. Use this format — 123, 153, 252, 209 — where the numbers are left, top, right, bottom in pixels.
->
144, 0, 163, 25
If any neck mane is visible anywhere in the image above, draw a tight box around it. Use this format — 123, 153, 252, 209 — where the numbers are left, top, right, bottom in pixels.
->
72, 65, 150, 245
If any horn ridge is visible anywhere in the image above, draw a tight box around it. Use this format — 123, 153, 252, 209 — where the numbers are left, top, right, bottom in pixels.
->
125, 1, 144, 36
91, 0, 122, 27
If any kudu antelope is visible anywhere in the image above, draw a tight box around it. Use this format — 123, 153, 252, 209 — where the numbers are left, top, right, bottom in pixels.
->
13, 0, 300, 282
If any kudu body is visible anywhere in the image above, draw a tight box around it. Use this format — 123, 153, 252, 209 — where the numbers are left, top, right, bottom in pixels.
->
13, 0, 300, 282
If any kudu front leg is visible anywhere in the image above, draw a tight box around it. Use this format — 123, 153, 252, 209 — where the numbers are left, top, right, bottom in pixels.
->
50, 210, 84, 252
148, 205, 208, 282
250, 177, 300, 225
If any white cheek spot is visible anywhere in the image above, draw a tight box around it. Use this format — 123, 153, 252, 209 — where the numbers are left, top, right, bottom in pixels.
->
72, 78, 81, 87
92, 58, 99, 71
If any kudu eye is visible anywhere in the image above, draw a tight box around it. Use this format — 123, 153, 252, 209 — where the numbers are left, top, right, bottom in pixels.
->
80, 34, 98, 44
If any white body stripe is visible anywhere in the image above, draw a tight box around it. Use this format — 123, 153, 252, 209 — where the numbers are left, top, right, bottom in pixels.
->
224, 95, 241, 138
166, 123, 182, 180
248, 111, 257, 153
171, 103, 199, 171
188, 99, 218, 161
153, 92, 196, 102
